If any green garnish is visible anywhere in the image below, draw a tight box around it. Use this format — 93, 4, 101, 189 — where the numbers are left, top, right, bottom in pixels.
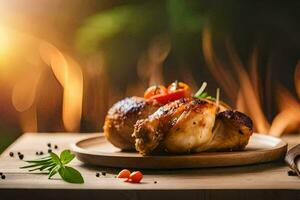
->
194, 82, 219, 102
194, 82, 207, 98
174, 80, 179, 90
21, 150, 84, 184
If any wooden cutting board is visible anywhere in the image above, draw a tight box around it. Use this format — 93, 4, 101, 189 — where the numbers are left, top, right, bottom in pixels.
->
70, 133, 287, 169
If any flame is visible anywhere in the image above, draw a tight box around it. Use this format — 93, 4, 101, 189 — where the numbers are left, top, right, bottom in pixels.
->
202, 27, 238, 98
226, 43, 270, 133
202, 26, 300, 135
269, 86, 300, 136
39, 42, 83, 132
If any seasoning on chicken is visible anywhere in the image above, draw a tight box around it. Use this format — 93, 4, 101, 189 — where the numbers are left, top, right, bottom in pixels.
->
103, 96, 160, 150
133, 98, 253, 155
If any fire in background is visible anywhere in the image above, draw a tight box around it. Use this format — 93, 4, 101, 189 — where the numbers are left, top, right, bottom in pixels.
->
0, 0, 299, 152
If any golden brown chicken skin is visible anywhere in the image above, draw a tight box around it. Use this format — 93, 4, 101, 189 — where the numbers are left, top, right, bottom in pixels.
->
103, 96, 160, 150
133, 98, 253, 155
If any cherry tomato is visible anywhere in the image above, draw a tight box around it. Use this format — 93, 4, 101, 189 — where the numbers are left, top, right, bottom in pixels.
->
117, 169, 131, 178
127, 171, 143, 183
144, 85, 167, 99
151, 90, 186, 104
167, 81, 192, 97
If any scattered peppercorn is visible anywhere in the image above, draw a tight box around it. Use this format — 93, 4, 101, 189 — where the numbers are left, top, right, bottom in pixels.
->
47, 143, 51, 148
48, 149, 52, 153
154, 181, 157, 184
101, 171, 106, 176
1, 175, 5, 179
40, 151, 44, 155
9, 152, 14, 157
96, 172, 100, 177
288, 170, 297, 176
17, 152, 21, 155
0, 172, 2, 176
36, 152, 39, 155
18, 154, 24, 160
54, 145, 58, 149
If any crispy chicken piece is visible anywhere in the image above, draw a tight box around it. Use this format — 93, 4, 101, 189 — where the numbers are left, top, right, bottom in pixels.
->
207, 110, 253, 151
133, 98, 252, 155
103, 96, 160, 150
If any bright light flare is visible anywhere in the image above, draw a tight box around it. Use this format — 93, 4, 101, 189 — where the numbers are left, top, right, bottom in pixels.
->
39, 42, 83, 132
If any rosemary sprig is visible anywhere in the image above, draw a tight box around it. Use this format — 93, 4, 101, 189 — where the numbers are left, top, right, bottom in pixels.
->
20, 150, 84, 184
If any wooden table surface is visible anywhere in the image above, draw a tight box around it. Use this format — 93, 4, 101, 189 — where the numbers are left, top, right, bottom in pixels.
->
1, 133, 300, 200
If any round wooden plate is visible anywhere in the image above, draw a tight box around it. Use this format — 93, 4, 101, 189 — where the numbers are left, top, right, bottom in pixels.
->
70, 133, 287, 169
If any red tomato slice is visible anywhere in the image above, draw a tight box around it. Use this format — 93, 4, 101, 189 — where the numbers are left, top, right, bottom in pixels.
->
144, 85, 167, 99
126, 171, 143, 183
117, 169, 131, 178
151, 89, 186, 104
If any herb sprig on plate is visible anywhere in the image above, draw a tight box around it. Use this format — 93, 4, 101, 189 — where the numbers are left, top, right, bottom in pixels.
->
21, 150, 84, 184
194, 82, 220, 103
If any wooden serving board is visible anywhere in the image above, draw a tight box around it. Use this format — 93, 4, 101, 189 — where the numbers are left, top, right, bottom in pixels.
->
70, 133, 287, 169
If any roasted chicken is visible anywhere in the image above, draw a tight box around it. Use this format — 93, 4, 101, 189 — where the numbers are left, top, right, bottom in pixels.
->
133, 98, 253, 155
103, 96, 160, 150
103, 81, 253, 155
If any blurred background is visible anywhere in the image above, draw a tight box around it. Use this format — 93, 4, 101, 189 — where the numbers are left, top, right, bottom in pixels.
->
0, 0, 299, 153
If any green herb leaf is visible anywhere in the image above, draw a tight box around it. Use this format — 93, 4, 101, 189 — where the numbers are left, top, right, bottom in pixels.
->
58, 166, 84, 184
194, 82, 207, 98
50, 152, 62, 166
20, 149, 84, 184
48, 165, 60, 179
60, 150, 75, 165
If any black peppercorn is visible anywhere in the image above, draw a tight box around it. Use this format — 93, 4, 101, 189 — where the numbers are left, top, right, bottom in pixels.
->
9, 152, 14, 157
47, 143, 51, 148
96, 172, 100, 177
19, 154, 24, 160
36, 152, 39, 155
101, 171, 106, 176
1, 175, 5, 179
0, 172, 2, 176
17, 152, 21, 155
40, 151, 44, 155
288, 170, 297, 176
154, 181, 157, 184
48, 149, 52, 153
54, 145, 58, 149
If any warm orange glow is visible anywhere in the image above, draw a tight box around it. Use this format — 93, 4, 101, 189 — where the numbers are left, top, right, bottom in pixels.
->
202, 26, 300, 135
12, 68, 42, 112
269, 86, 300, 136
202, 27, 238, 98
226, 43, 270, 133
39, 42, 83, 132
62, 56, 83, 132
295, 61, 300, 98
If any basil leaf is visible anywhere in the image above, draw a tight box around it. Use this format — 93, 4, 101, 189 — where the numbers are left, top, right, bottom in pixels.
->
48, 165, 60, 179
60, 150, 75, 165
58, 166, 84, 184
50, 152, 62, 166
